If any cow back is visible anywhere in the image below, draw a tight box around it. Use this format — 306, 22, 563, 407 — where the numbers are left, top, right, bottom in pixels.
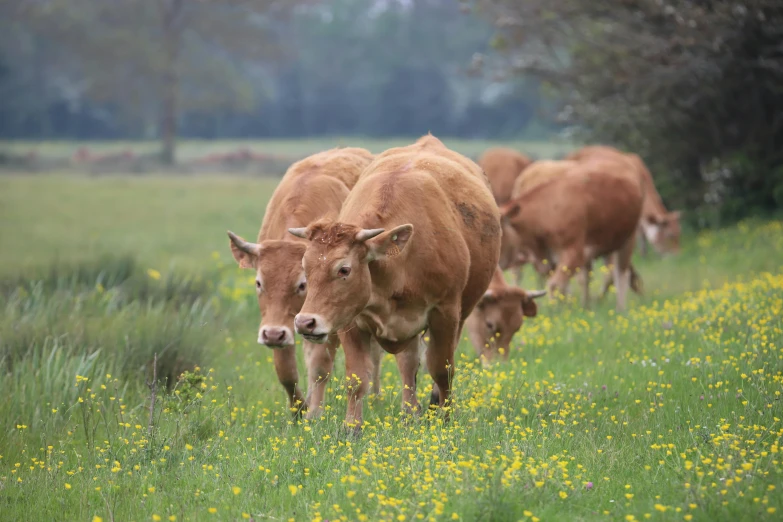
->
478, 147, 532, 204
259, 147, 374, 241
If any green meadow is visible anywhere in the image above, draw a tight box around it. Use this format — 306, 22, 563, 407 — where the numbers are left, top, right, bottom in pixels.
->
1, 137, 576, 163
1, 171, 782, 522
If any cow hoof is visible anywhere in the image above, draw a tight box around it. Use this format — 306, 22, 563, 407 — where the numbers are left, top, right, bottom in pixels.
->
341, 423, 363, 440
291, 405, 306, 421
401, 404, 422, 424
303, 409, 323, 421
429, 388, 440, 408
350, 426, 363, 439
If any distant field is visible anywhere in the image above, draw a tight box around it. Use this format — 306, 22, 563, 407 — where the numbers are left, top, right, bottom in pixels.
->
0, 136, 577, 163
0, 174, 278, 277
2, 170, 782, 522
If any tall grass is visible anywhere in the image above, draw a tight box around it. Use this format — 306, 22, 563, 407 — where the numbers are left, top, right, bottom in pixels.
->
0, 256, 243, 456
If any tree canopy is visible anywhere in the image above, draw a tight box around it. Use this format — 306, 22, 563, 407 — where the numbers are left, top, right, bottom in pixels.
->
469, 0, 783, 224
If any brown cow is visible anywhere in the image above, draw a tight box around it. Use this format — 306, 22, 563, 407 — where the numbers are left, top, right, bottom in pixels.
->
226, 147, 382, 420
288, 134, 502, 431
566, 145, 681, 256
510, 159, 645, 301
500, 156, 644, 312
478, 147, 533, 284
479, 147, 533, 205
466, 266, 545, 367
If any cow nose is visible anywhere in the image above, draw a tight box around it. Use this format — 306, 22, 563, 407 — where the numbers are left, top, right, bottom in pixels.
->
261, 327, 285, 344
294, 314, 317, 334
259, 326, 293, 346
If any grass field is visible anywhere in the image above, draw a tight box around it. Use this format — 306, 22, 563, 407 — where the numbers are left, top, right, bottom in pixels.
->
0, 137, 576, 163
1, 172, 783, 522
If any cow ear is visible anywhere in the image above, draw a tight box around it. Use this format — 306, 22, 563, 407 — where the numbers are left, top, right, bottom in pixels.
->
519, 289, 546, 317
365, 224, 413, 261
227, 231, 261, 269
500, 201, 521, 220
477, 289, 496, 309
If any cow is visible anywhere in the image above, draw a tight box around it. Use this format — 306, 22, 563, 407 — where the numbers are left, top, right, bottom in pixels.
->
506, 159, 645, 302
478, 147, 533, 205
226, 147, 382, 420
288, 134, 502, 432
509, 159, 645, 302
478, 147, 533, 285
500, 156, 644, 312
565, 145, 681, 256
465, 266, 545, 367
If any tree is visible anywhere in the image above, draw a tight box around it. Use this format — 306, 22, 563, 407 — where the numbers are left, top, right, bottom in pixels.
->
10, 0, 300, 163
468, 0, 783, 222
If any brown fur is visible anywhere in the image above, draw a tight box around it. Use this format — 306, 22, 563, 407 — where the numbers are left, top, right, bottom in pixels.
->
500, 156, 644, 312
509, 158, 645, 301
465, 267, 543, 367
227, 147, 382, 420
496, 159, 580, 286
566, 145, 682, 255
292, 134, 502, 430
478, 147, 533, 205
479, 147, 533, 283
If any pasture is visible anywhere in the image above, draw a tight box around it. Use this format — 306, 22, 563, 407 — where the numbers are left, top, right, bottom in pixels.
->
1, 169, 782, 522
2, 138, 575, 164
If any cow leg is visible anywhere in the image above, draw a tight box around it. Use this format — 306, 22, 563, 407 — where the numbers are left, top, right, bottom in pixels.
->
612, 258, 631, 313
303, 336, 338, 420
579, 259, 593, 308
630, 264, 644, 295
338, 325, 374, 433
599, 257, 615, 301
273, 345, 305, 418
637, 227, 648, 257
426, 305, 460, 414
394, 336, 422, 416
547, 248, 584, 303
369, 338, 383, 397
612, 238, 635, 312
466, 317, 487, 364
513, 264, 523, 287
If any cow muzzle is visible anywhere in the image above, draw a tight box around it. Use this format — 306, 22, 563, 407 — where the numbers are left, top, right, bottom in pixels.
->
294, 313, 330, 344
258, 326, 295, 348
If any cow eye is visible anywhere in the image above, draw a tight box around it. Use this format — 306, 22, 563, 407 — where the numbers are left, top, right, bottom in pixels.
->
297, 281, 306, 293
338, 266, 351, 277
255, 280, 261, 289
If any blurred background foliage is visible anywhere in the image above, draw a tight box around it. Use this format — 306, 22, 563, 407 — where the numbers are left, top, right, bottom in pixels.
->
1, 0, 782, 227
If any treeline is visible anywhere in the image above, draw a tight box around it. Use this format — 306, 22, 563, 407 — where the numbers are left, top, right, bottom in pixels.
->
0, 0, 557, 151
471, 0, 783, 225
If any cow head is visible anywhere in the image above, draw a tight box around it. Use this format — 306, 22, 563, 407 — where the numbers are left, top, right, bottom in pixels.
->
642, 210, 681, 254
467, 285, 546, 367
227, 231, 308, 348
288, 220, 414, 343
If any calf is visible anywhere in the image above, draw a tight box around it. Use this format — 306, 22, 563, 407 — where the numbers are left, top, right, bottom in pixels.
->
500, 156, 644, 312
226, 147, 381, 419
289, 134, 501, 431
466, 267, 545, 367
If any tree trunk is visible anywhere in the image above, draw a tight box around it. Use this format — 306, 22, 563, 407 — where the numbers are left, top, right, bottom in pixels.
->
160, 62, 178, 165
160, 0, 182, 165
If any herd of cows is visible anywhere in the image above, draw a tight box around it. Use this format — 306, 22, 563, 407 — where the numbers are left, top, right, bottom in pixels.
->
225, 134, 682, 431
